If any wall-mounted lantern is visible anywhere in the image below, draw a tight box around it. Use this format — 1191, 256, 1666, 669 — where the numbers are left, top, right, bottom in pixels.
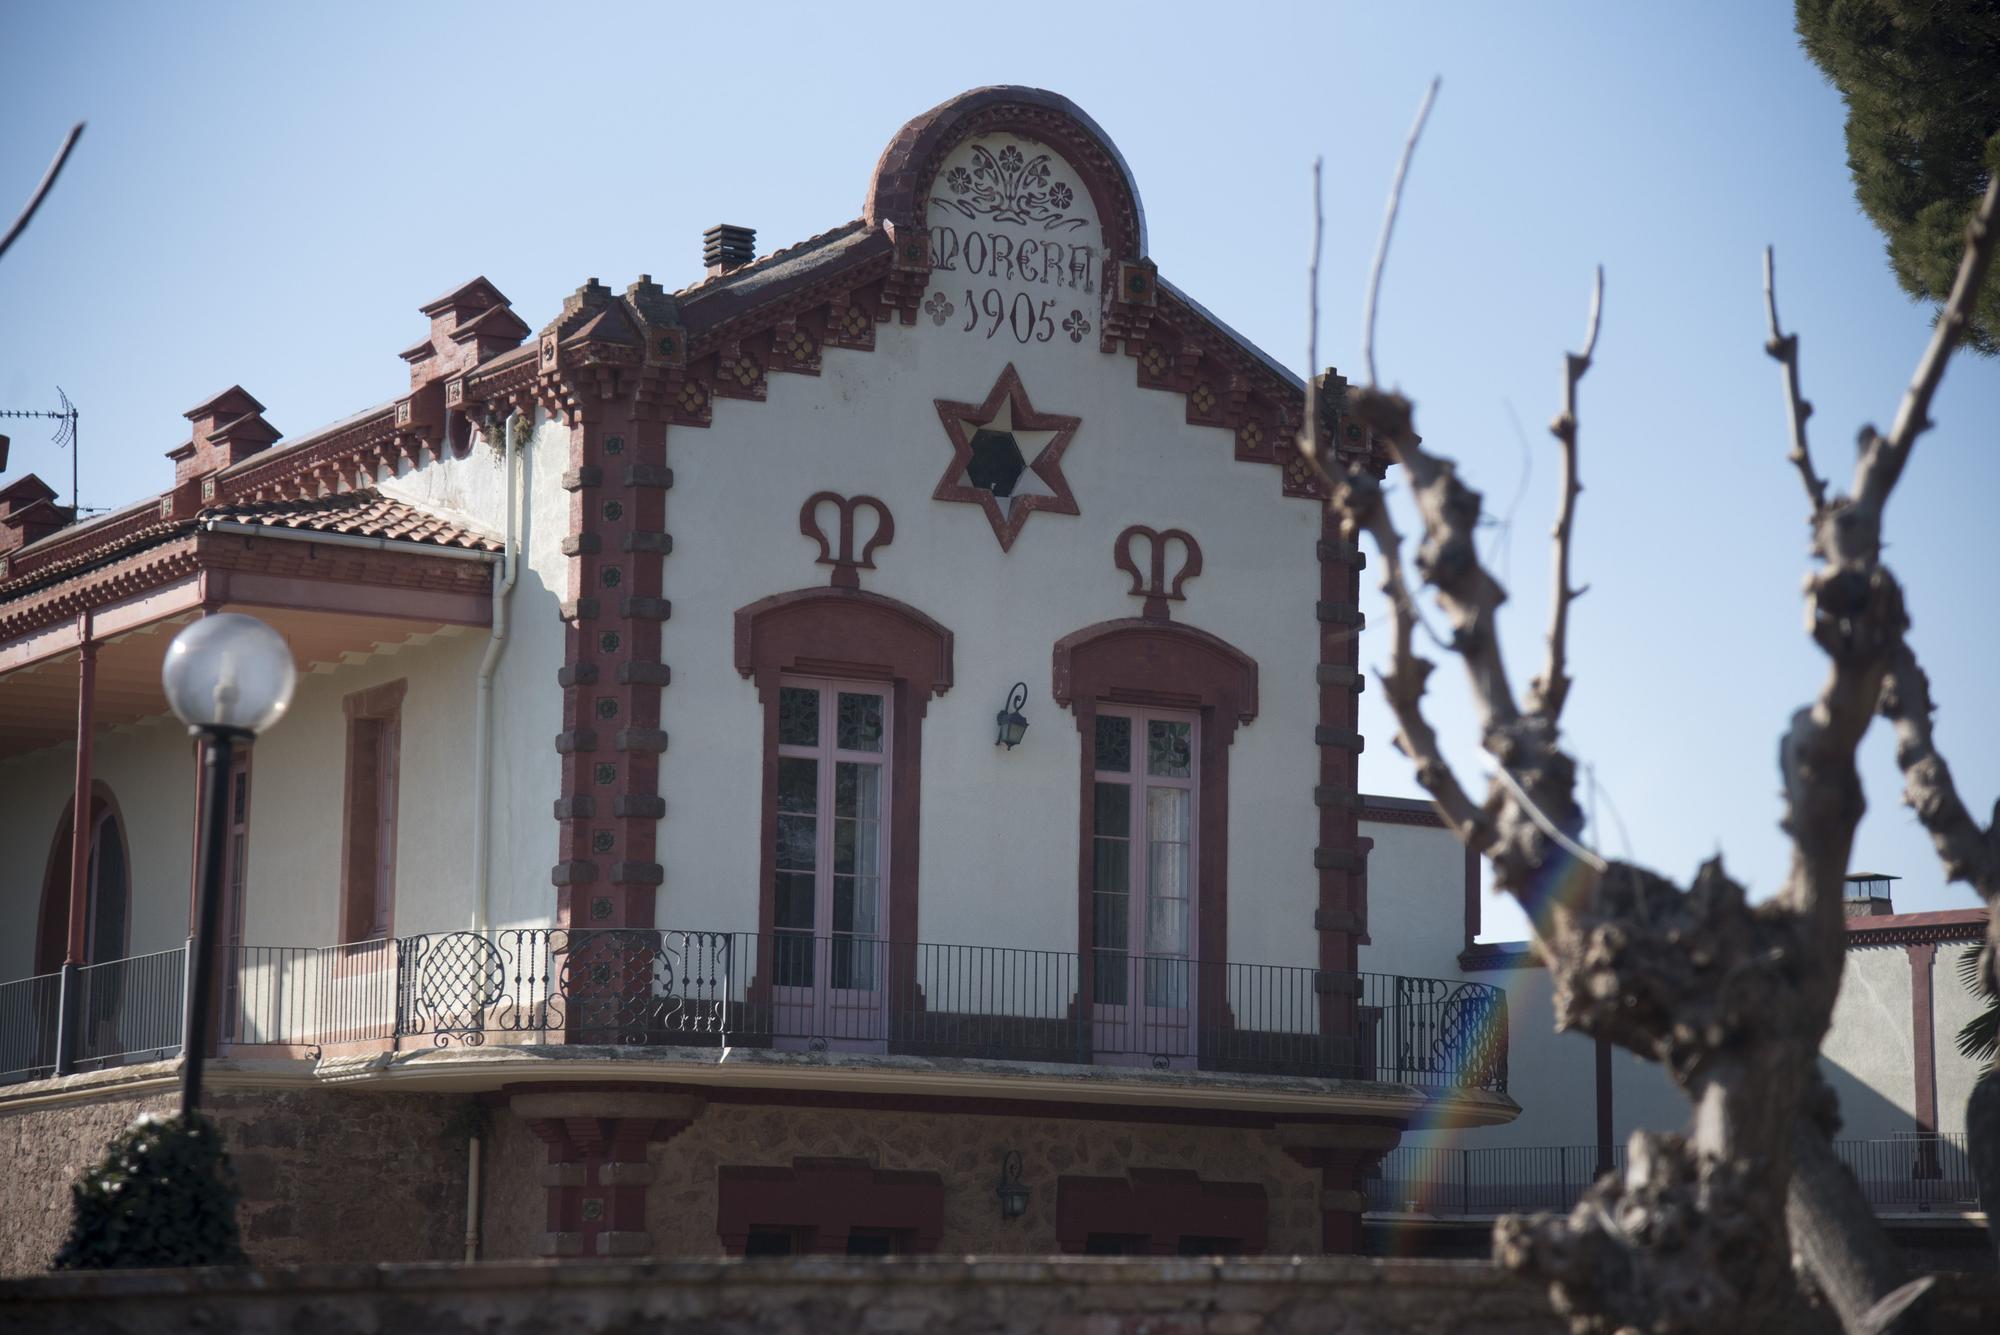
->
995, 681, 1029, 749
996, 1149, 1030, 1219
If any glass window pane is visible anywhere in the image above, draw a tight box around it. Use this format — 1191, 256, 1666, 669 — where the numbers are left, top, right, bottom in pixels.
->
776, 814, 816, 871
837, 692, 884, 752
1092, 951, 1128, 1005
775, 872, 815, 930
777, 756, 819, 814
1093, 833, 1129, 898
1145, 888, 1188, 956
1147, 720, 1192, 777
1093, 781, 1130, 838
778, 686, 819, 746
1144, 953, 1188, 1008
1095, 715, 1131, 772
1093, 885, 1129, 950
834, 762, 881, 821
1147, 787, 1191, 846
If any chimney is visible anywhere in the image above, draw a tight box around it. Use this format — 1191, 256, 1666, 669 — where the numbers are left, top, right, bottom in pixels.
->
703, 224, 756, 277
403, 276, 528, 391
0, 474, 72, 553
1843, 871, 1899, 918
169, 386, 281, 487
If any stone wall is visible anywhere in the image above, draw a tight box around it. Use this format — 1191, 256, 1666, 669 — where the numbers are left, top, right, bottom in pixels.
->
639, 1100, 1326, 1256
0, 1072, 474, 1275
0, 1256, 1566, 1334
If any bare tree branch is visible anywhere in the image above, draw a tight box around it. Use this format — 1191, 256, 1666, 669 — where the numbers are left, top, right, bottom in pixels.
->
1872, 174, 2000, 496
1763, 246, 1827, 517
1325, 456, 1490, 846
1360, 77, 1439, 387
1303, 156, 1324, 457
1526, 265, 1602, 723
0, 122, 84, 265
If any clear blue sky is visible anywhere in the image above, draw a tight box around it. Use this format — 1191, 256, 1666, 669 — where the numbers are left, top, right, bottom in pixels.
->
2, 2, 1993, 938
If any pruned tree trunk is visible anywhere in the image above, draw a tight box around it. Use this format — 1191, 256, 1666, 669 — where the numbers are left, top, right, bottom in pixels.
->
1308, 103, 2000, 1332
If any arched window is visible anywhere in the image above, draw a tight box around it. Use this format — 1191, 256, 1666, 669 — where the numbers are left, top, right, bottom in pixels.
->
34, 784, 132, 974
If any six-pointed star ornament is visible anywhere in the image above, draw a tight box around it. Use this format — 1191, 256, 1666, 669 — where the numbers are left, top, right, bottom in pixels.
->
932, 363, 1082, 551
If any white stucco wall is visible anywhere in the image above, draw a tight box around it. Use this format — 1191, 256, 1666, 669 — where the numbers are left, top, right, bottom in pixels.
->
1932, 944, 1986, 1137
0, 701, 195, 979
1365, 816, 1979, 1152
1820, 944, 1918, 1139
658, 182, 1322, 968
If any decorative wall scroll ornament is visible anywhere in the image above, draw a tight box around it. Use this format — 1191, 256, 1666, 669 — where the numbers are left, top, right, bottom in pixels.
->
1113, 525, 1203, 621
923, 292, 955, 326
799, 492, 894, 589
933, 363, 1080, 551
931, 142, 1089, 232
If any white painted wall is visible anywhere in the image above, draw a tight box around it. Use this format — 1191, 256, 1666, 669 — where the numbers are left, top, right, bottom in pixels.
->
659, 144, 1321, 969
1359, 806, 1992, 1156
0, 700, 194, 979
1933, 944, 1987, 1137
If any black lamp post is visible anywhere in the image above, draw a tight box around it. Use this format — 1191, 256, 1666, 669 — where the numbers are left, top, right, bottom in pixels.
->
995, 681, 1029, 749
162, 613, 295, 1118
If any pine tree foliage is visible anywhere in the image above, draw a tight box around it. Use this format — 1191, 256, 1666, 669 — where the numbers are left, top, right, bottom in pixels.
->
1797, 0, 2000, 354
51, 1111, 246, 1270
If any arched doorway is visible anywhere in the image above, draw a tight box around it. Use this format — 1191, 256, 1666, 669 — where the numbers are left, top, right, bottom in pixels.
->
34, 784, 132, 975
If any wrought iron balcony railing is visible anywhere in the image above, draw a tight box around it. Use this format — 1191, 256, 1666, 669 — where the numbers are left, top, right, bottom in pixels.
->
0, 931, 1510, 1095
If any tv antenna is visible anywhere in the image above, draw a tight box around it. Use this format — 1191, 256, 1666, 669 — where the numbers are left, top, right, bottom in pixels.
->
1, 387, 80, 515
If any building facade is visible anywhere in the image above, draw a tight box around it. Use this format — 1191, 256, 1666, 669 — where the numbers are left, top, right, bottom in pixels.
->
0, 87, 1516, 1270
1359, 803, 1990, 1238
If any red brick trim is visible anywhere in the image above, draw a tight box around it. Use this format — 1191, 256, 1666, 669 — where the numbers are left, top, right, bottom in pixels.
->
865, 85, 1146, 269
932, 363, 1081, 552
338, 679, 405, 946
735, 587, 955, 982
1052, 617, 1257, 1046
1054, 1169, 1267, 1255
1909, 942, 1938, 1136
1316, 522, 1367, 1026
33, 780, 127, 975
1113, 525, 1202, 622
1846, 908, 1987, 947
717, 1158, 945, 1255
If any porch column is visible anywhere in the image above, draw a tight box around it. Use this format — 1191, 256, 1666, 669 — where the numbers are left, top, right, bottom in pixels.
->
54, 613, 95, 1075
1279, 1121, 1400, 1254
512, 1091, 702, 1259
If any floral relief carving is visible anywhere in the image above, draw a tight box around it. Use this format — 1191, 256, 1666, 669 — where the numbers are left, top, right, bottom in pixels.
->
930, 141, 1090, 233
923, 292, 955, 327
1062, 310, 1091, 343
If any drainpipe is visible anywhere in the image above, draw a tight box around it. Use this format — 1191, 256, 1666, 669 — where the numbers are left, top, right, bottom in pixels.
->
55, 610, 96, 1076
472, 412, 525, 932
464, 1131, 483, 1261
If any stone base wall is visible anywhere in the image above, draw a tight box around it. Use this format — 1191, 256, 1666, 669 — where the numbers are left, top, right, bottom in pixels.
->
0, 1071, 474, 1275
640, 1100, 1325, 1256
0, 1257, 1570, 1334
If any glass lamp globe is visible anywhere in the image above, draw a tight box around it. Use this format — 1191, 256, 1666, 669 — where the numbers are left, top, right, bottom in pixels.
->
162, 613, 297, 736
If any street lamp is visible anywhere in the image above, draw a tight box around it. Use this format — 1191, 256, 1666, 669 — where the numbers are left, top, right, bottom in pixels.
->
162, 613, 295, 1117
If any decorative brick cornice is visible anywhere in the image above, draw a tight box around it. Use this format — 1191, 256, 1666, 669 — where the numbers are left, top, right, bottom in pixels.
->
1845, 908, 1987, 948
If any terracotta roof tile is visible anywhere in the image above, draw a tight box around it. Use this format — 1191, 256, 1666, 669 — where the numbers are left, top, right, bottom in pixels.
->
201, 491, 502, 552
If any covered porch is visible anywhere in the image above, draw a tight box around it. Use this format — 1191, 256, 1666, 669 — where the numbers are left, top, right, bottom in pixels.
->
0, 496, 498, 1076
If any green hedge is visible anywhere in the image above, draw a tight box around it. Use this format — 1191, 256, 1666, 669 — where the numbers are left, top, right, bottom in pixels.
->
52, 1111, 246, 1270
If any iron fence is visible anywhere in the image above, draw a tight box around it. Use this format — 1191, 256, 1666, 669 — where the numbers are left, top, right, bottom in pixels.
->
225, 943, 400, 1047
0, 970, 60, 1082
389, 928, 1509, 1091
0, 932, 1510, 1094
73, 947, 184, 1071
1368, 1133, 1984, 1216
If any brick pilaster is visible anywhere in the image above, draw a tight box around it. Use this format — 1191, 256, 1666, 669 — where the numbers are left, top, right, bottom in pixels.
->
1278, 1121, 1400, 1255
513, 1092, 701, 1260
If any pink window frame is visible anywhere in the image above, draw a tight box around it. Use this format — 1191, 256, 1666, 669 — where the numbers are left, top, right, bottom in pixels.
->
772, 675, 893, 1025
1091, 705, 1201, 973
